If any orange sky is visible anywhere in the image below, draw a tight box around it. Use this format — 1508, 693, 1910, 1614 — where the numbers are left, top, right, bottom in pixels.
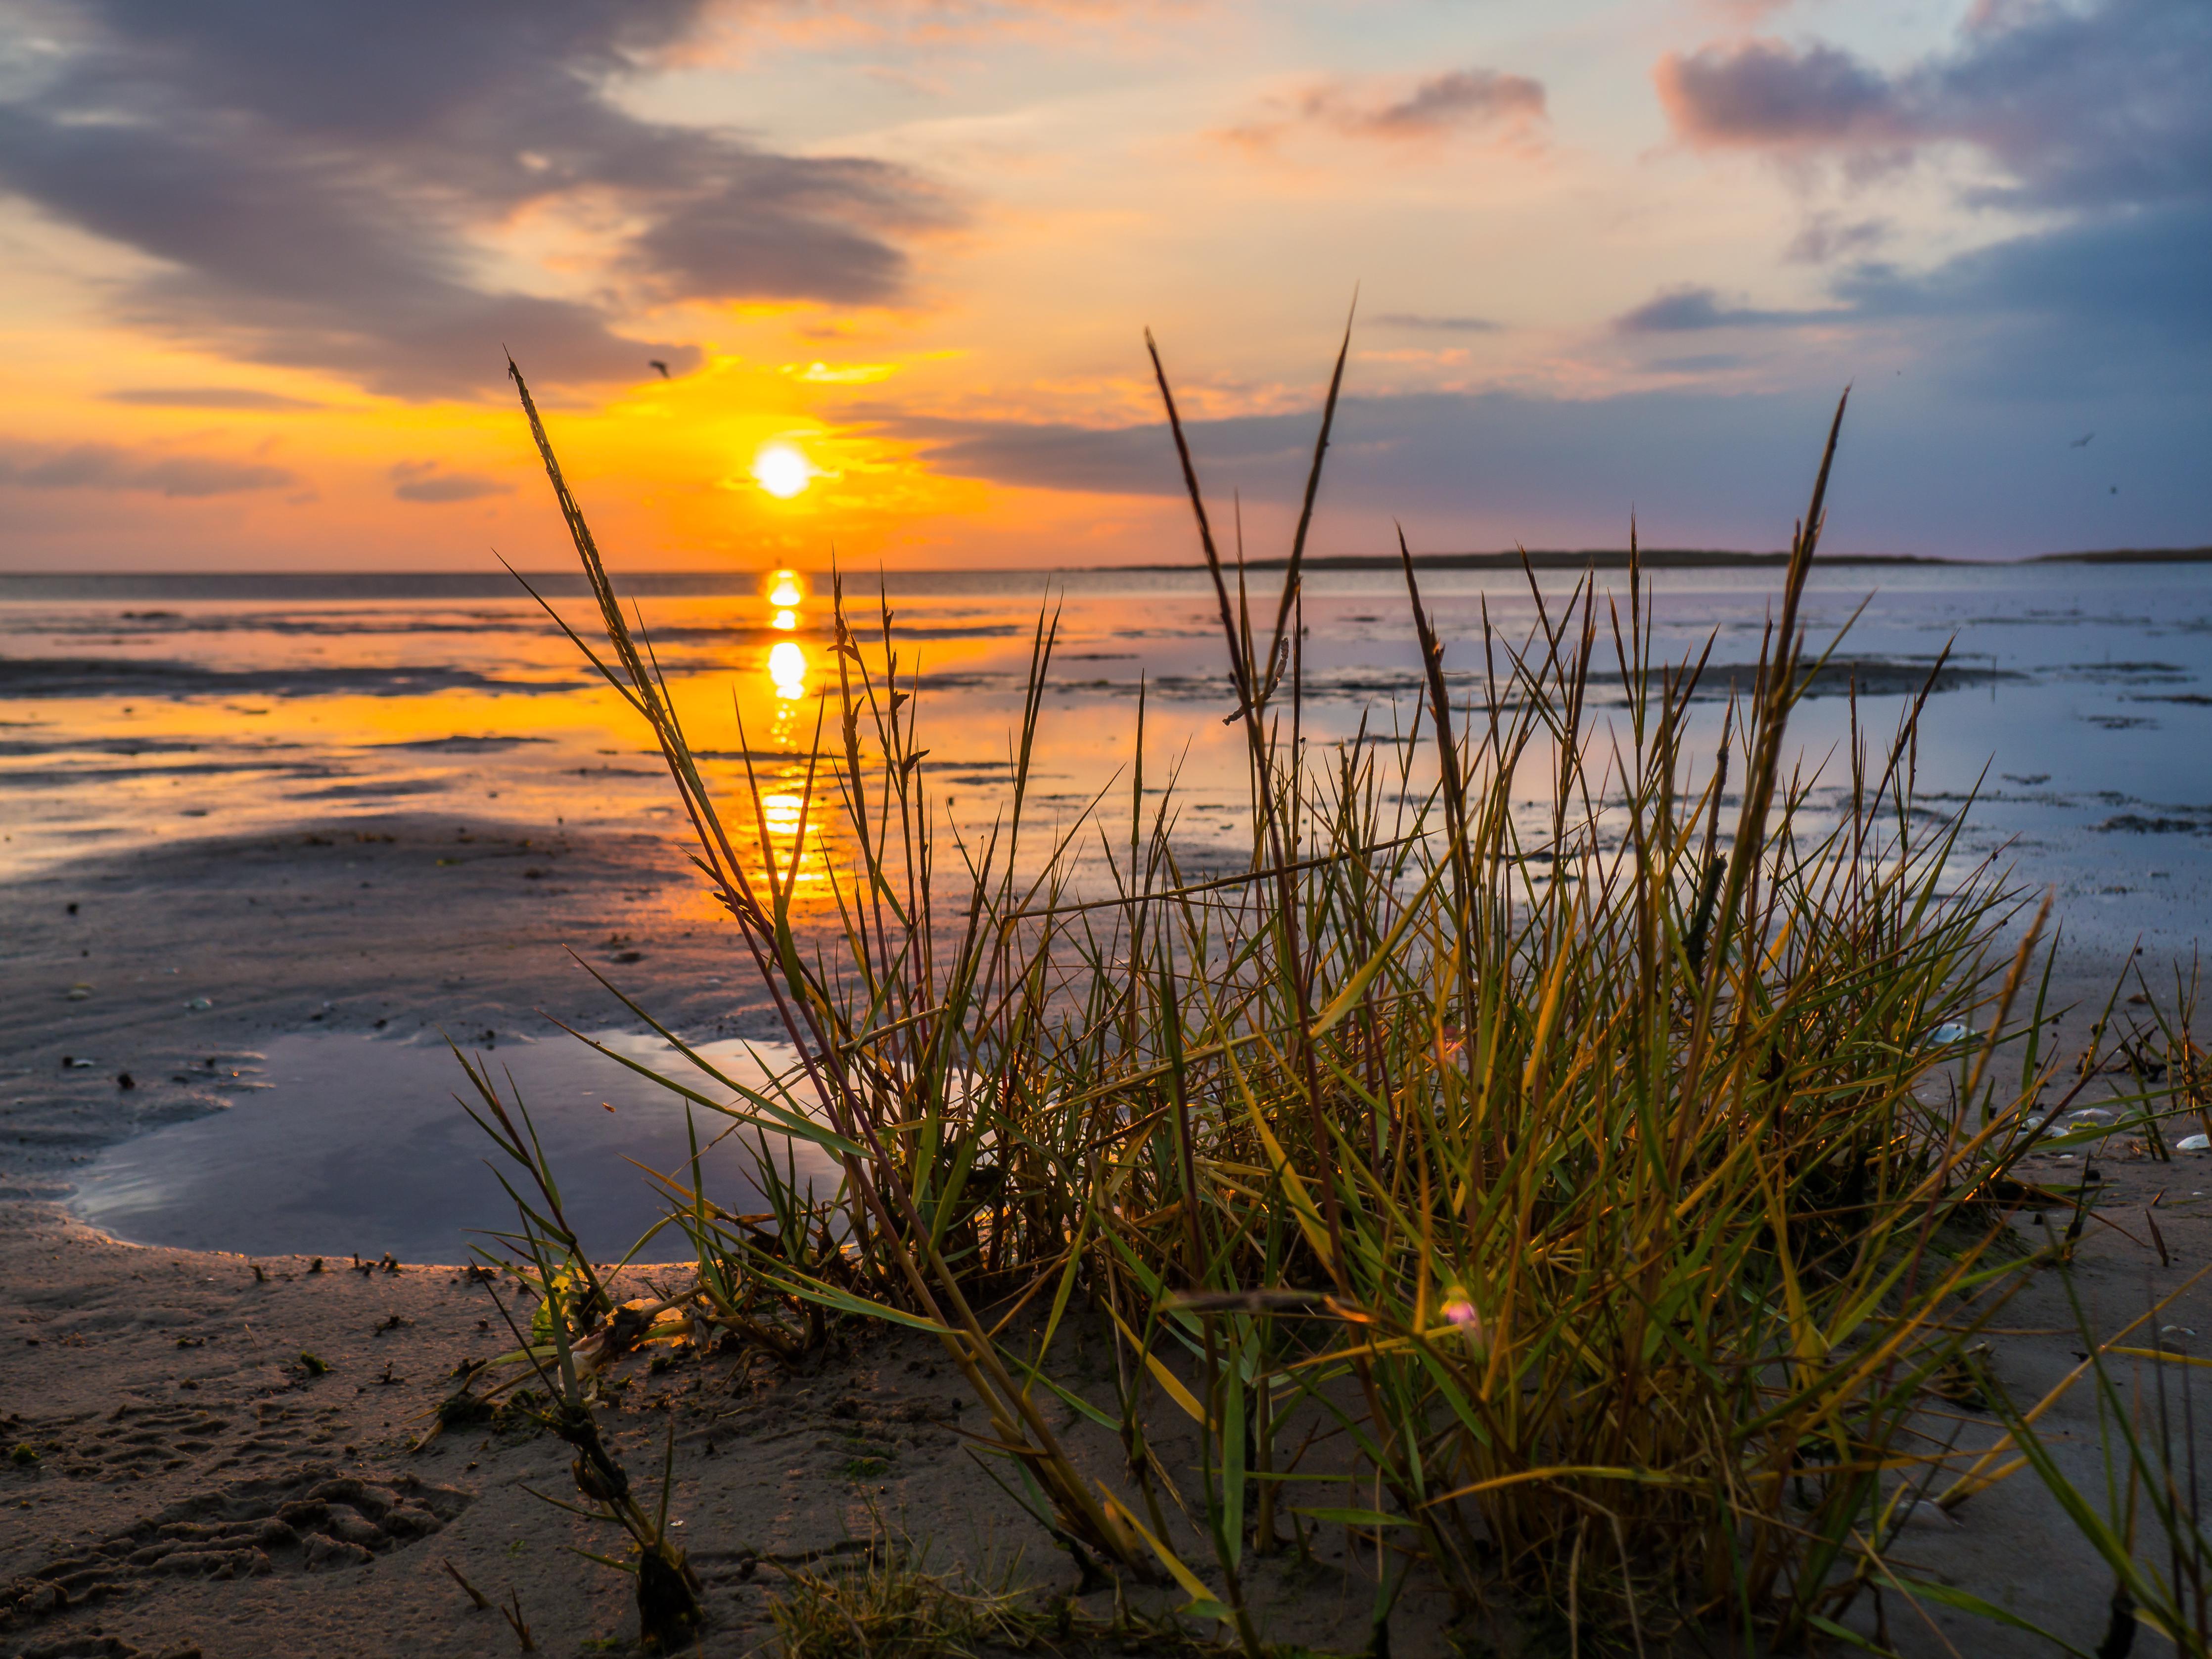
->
0, 0, 2205, 571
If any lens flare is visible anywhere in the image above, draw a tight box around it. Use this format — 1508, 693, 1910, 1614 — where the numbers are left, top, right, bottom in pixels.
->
752, 445, 812, 499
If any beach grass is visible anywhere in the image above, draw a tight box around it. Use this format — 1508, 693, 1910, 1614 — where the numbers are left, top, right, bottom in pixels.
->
462, 343, 2196, 1653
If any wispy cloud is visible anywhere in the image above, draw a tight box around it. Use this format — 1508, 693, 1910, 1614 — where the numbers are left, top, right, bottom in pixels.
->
1784, 215, 1889, 266
389, 461, 511, 504
0, 439, 296, 497
1374, 313, 1502, 334
102, 386, 326, 410
1615, 287, 1829, 333
1220, 67, 1545, 155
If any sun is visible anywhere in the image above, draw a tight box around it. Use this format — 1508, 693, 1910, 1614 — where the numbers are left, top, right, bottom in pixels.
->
751, 443, 814, 499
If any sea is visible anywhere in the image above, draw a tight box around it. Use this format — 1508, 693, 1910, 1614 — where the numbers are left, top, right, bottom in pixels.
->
6, 561, 2212, 952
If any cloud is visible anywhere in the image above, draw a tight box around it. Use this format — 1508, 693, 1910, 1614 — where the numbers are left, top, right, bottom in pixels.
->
0, 439, 297, 496
1651, 0, 2212, 397
1784, 215, 1888, 265
103, 386, 325, 410
1606, 211, 2211, 396
1615, 286, 1830, 332
389, 461, 512, 504
1353, 69, 1546, 140
0, 2, 946, 399
1374, 313, 1501, 333
866, 409, 1235, 498
1657, 40, 1897, 150
1834, 201, 2212, 394
1655, 0, 2212, 212
1223, 67, 1544, 154
856, 381, 2212, 558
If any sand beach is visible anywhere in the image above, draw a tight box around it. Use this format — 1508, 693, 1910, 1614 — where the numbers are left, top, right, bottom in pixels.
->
0, 784, 2208, 1657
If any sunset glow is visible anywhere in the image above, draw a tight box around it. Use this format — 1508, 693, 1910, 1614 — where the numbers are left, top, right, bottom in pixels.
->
0, 4, 2198, 572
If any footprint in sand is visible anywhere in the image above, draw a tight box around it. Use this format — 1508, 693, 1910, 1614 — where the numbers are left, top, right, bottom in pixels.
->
4, 1466, 472, 1632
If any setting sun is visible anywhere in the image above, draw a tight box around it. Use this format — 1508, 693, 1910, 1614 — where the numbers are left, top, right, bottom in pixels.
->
751, 444, 813, 499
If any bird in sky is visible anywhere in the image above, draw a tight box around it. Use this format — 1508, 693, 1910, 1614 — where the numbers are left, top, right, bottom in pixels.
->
2070, 432, 2094, 447
648, 360, 670, 378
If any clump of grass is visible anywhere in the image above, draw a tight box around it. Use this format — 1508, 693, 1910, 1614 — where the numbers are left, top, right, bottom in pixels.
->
762, 1525, 1056, 1659
477, 336, 2185, 1652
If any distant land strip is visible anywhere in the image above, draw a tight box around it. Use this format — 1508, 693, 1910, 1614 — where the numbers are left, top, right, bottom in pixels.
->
1159, 545, 2212, 572
0, 546, 2207, 599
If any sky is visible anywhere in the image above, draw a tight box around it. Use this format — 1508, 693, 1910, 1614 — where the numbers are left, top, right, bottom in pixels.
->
0, 0, 2205, 572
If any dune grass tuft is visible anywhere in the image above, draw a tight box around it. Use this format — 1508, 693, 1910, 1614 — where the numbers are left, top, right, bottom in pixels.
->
465, 339, 2194, 1652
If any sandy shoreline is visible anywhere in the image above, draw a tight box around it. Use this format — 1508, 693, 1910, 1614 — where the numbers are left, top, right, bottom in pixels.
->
5, 817, 2212, 1656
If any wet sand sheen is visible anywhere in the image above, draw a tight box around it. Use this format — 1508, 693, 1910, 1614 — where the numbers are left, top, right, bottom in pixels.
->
70, 1029, 826, 1264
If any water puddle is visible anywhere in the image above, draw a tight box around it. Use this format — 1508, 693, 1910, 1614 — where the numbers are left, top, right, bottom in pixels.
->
70, 1029, 837, 1264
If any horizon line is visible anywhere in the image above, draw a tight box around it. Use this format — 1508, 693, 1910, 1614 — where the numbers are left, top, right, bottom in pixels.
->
1, 544, 2209, 584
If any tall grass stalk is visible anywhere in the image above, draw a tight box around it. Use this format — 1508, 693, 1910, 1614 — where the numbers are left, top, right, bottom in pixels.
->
456, 1048, 705, 1648
477, 343, 2182, 1648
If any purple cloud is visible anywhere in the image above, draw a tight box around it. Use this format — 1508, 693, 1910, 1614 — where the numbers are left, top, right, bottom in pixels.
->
1658, 41, 1896, 148
1655, 0, 2212, 212
1615, 287, 1829, 332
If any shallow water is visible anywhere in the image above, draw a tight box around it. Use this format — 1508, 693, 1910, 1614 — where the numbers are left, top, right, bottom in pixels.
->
17, 561, 2212, 1255
69, 1029, 834, 1264
7, 562, 2212, 957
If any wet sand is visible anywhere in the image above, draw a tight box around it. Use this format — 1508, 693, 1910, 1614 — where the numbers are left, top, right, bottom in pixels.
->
0, 814, 788, 1209
3, 819, 2212, 1656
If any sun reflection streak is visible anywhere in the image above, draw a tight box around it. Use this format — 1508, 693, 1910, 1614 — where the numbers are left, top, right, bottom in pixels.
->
768, 639, 807, 698
746, 567, 826, 892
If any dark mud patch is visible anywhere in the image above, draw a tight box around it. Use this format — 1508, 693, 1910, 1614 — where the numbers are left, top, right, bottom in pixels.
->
0, 658, 582, 700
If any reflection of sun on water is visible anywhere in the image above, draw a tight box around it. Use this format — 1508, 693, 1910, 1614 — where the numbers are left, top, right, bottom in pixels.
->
752, 567, 822, 890
768, 640, 807, 699
764, 570, 809, 702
